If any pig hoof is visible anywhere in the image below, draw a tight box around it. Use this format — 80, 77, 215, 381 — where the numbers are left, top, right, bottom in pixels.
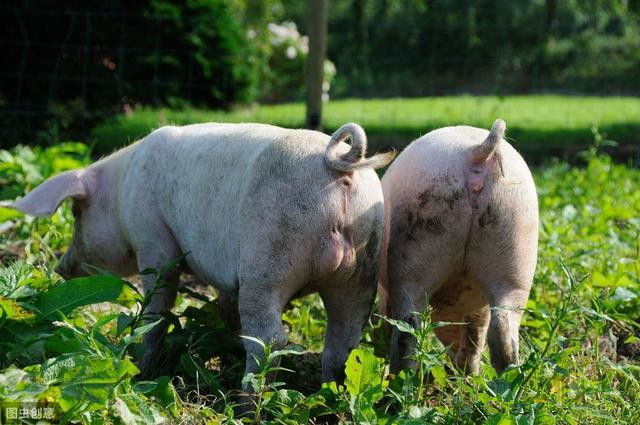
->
454, 350, 481, 375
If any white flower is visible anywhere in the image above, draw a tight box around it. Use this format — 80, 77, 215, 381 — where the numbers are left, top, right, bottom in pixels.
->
286, 46, 297, 59
324, 61, 336, 76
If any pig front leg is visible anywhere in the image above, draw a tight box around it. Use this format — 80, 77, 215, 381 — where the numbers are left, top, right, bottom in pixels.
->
319, 277, 377, 383
453, 307, 490, 374
136, 246, 181, 376
432, 305, 490, 375
217, 289, 242, 334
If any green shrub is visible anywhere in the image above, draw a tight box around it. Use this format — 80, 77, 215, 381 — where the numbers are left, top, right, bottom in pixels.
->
255, 21, 335, 103
1, 0, 255, 147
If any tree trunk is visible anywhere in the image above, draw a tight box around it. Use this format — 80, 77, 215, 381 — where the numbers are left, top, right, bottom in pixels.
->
305, 0, 328, 130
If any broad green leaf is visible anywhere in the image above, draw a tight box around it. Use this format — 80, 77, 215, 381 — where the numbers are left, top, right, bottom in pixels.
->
431, 364, 447, 387
112, 397, 138, 425
60, 357, 139, 412
133, 381, 158, 394
145, 376, 180, 417
116, 313, 136, 336
45, 327, 85, 355
0, 365, 61, 401
382, 317, 415, 335
521, 319, 546, 328
320, 380, 342, 394
591, 272, 610, 288
615, 276, 634, 288
34, 275, 127, 319
114, 393, 169, 424
515, 411, 536, 425
0, 297, 35, 321
486, 413, 515, 425
0, 207, 22, 221
344, 348, 382, 396
0, 261, 33, 297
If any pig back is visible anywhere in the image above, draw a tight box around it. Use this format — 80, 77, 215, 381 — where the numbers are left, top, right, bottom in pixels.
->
120, 123, 385, 293
383, 125, 536, 221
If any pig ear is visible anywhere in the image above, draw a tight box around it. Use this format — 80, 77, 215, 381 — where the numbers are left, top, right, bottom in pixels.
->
7, 170, 88, 217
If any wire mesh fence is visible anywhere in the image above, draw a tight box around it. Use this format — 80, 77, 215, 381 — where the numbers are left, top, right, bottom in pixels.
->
1, 4, 248, 146
1, 2, 638, 147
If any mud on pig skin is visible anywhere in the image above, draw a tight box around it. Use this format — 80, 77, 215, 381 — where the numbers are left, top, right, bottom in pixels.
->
379, 119, 538, 375
6, 122, 395, 388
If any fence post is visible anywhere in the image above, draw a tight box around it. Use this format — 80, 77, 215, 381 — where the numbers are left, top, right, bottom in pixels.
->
305, 0, 328, 130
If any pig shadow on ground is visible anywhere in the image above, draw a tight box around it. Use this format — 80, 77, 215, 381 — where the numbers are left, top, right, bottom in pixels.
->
141, 284, 330, 399
132, 277, 247, 392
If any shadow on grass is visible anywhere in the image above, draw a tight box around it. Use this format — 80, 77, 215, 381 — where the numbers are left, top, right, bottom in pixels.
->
361, 122, 640, 165
94, 117, 640, 166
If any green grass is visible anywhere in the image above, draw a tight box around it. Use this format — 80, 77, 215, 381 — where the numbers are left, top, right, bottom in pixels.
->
92, 95, 640, 159
1, 140, 640, 423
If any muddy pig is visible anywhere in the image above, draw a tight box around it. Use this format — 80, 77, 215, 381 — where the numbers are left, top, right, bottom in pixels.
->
379, 119, 538, 374
7, 122, 394, 385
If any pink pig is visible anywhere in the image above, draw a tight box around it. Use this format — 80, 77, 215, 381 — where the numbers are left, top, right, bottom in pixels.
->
7, 122, 394, 385
379, 119, 538, 374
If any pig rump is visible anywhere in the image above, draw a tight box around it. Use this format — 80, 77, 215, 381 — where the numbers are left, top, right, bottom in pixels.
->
380, 119, 538, 376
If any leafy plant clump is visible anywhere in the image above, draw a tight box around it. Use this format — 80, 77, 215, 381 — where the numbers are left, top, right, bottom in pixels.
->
0, 140, 639, 423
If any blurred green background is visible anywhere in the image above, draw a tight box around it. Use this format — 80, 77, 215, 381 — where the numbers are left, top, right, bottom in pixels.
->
2, 0, 640, 159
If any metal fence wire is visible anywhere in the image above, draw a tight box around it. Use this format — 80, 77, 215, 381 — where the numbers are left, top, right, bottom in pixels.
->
1, 5, 239, 145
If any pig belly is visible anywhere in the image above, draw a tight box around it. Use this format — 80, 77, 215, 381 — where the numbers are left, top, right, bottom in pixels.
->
431, 273, 487, 312
183, 250, 237, 292
430, 274, 488, 350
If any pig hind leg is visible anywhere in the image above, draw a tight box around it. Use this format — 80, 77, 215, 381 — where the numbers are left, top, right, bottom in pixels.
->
466, 210, 536, 373
319, 265, 378, 383
387, 214, 470, 373
237, 267, 298, 389
455, 307, 490, 374
483, 281, 530, 373
388, 264, 457, 374
388, 279, 429, 373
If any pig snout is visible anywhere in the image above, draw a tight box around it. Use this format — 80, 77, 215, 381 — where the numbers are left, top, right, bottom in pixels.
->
55, 251, 83, 279
55, 262, 73, 280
